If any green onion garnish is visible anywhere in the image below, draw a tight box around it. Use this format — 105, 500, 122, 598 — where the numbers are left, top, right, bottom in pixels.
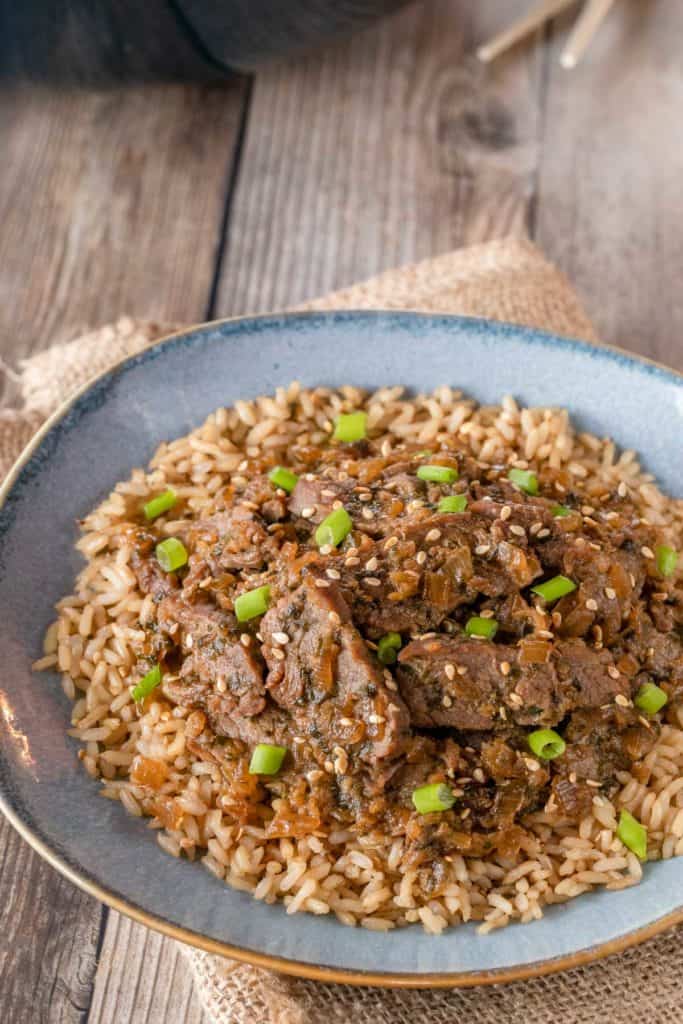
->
235, 585, 271, 623
412, 783, 456, 815
248, 743, 287, 775
315, 507, 352, 549
617, 809, 648, 860
527, 728, 566, 760
465, 616, 498, 640
156, 537, 188, 573
656, 545, 678, 578
377, 632, 402, 665
438, 494, 468, 514
333, 412, 367, 443
508, 468, 539, 495
143, 489, 177, 521
268, 466, 299, 494
531, 575, 577, 603
551, 504, 571, 518
132, 664, 162, 702
417, 465, 458, 484
634, 682, 668, 716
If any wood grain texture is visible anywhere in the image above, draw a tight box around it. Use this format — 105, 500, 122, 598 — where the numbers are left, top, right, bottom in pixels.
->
214, 0, 544, 316
0, 81, 248, 362
0, 816, 101, 1024
88, 913, 207, 1024
535, 0, 683, 366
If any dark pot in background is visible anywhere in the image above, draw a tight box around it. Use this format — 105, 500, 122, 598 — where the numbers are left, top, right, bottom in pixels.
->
0, 0, 416, 83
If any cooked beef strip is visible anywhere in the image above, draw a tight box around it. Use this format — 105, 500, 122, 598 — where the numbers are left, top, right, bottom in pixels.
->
128, 436, 682, 853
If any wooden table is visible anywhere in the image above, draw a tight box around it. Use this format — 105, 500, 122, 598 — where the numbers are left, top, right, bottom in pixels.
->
1, 2, 681, 1020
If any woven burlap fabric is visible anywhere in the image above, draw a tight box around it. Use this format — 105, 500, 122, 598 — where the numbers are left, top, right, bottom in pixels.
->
2, 237, 678, 1021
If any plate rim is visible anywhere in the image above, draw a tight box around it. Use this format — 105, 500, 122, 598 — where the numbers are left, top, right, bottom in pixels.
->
1, 309, 682, 989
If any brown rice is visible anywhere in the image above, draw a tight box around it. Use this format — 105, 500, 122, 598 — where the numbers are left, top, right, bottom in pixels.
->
39, 383, 683, 934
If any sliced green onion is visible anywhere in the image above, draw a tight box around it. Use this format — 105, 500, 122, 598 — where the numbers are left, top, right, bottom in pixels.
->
156, 537, 188, 573
527, 728, 566, 760
268, 466, 299, 494
377, 632, 402, 665
249, 743, 287, 775
531, 575, 577, 603
132, 664, 162, 702
235, 585, 271, 623
333, 412, 367, 443
412, 783, 456, 814
438, 494, 468, 514
551, 504, 571, 518
508, 468, 539, 495
417, 464, 458, 484
143, 489, 177, 521
465, 616, 498, 640
634, 682, 668, 715
656, 545, 678, 578
617, 809, 648, 860
315, 507, 352, 549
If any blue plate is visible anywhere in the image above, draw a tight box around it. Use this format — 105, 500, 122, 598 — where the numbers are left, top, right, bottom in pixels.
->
0, 312, 681, 987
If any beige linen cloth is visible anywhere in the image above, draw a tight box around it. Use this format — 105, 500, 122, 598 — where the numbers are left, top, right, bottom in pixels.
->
3, 238, 681, 1021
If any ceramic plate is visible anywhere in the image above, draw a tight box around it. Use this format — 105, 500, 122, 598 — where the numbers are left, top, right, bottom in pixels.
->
1, 312, 682, 987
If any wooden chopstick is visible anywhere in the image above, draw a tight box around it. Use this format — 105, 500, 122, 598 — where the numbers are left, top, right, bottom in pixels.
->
560, 0, 617, 67
476, 0, 580, 63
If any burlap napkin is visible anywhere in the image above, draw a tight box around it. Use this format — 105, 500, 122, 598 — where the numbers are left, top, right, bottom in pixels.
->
3, 238, 679, 1022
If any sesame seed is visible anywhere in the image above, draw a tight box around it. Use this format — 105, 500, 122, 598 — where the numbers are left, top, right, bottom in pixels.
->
581, 505, 595, 516
301, 507, 315, 519
407, 499, 424, 511
444, 663, 456, 681
537, 629, 554, 639
307, 769, 324, 783
304, 473, 315, 481
361, 508, 375, 520
537, 528, 550, 539
499, 707, 508, 720
472, 768, 486, 783
326, 568, 341, 580
381, 440, 392, 457
365, 556, 379, 572
586, 779, 601, 788
328, 611, 341, 625
641, 546, 655, 559
315, 578, 331, 589
345, 556, 360, 567
238, 459, 249, 472
333, 746, 349, 774
320, 544, 333, 556
416, 551, 427, 565
270, 648, 285, 661
442, 695, 453, 708
551, 611, 563, 627
368, 714, 385, 725
479, 609, 495, 619
240, 634, 251, 647
456, 665, 467, 676
425, 529, 442, 544
461, 808, 471, 820
569, 771, 577, 784
321, 489, 337, 498
508, 693, 524, 707
339, 717, 354, 727
615, 693, 630, 706
358, 492, 373, 503
216, 678, 227, 693
364, 577, 382, 587
529, 522, 542, 536
474, 544, 491, 555
324, 760, 335, 773
509, 524, 526, 537
585, 598, 599, 612
272, 632, 290, 645
604, 587, 616, 600
384, 536, 399, 550
525, 758, 541, 773
607, 665, 620, 679
617, 482, 628, 497
499, 661, 511, 676
500, 505, 512, 521
450, 788, 464, 798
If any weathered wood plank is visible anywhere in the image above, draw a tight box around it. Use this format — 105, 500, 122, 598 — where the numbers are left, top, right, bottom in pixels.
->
0, 81, 248, 363
0, 80, 249, 1023
534, 0, 683, 367
88, 913, 207, 1024
215, 0, 544, 316
0, 816, 101, 1023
